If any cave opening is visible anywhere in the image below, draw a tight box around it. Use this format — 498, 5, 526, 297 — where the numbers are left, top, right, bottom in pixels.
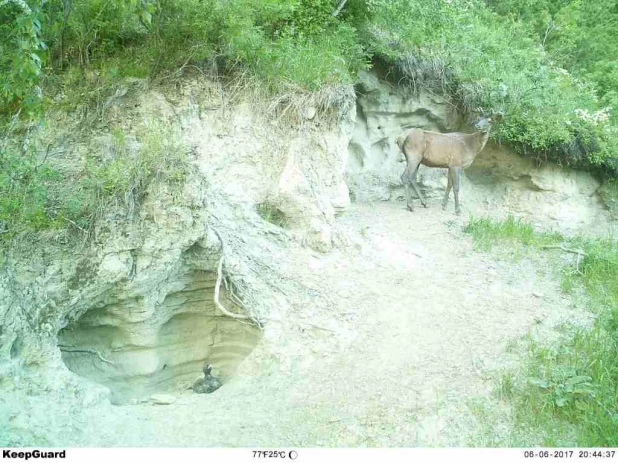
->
57, 270, 261, 404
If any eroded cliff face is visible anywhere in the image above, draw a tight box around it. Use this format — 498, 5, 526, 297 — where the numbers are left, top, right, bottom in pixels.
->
347, 70, 615, 235
347, 70, 461, 202
0, 76, 357, 410
464, 144, 610, 231
1, 70, 616, 439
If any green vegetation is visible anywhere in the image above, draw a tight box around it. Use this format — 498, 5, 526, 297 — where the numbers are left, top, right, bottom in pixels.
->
1, 0, 617, 167
465, 215, 618, 446
256, 202, 289, 228
483, 0, 618, 167
0, 121, 189, 241
464, 215, 563, 250
599, 179, 618, 219
1, 0, 618, 239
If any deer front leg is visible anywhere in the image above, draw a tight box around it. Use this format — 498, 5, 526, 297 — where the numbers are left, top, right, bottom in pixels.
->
403, 183, 414, 212
410, 165, 427, 208
442, 168, 453, 211
401, 164, 417, 212
453, 166, 463, 215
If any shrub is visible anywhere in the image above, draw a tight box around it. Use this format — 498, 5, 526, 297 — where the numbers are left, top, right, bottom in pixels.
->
0, 120, 189, 243
464, 215, 618, 446
1, 0, 617, 171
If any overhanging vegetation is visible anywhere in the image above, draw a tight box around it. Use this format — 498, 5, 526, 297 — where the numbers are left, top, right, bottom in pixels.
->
1, 0, 618, 241
2, 0, 617, 169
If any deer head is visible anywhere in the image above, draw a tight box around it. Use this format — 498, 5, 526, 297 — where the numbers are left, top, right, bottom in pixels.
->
473, 113, 503, 133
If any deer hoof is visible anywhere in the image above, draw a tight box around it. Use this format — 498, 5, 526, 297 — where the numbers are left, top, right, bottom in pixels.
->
441, 204, 447, 211
406, 205, 414, 212
455, 209, 462, 216
422, 203, 428, 208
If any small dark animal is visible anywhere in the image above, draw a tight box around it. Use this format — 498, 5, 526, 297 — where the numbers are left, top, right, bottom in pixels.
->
192, 363, 222, 394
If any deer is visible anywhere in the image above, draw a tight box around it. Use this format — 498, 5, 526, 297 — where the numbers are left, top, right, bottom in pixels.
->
395, 116, 499, 215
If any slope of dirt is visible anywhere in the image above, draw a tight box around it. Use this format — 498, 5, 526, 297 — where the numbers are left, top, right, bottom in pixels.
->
7, 201, 588, 447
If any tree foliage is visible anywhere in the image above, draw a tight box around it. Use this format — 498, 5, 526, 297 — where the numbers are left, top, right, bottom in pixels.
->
0, 0, 617, 170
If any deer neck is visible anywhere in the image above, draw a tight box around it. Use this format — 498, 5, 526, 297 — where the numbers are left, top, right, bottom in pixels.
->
480, 128, 491, 151
461, 128, 491, 167
473, 127, 491, 157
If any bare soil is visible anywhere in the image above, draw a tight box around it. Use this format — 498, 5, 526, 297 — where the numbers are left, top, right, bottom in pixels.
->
18, 201, 584, 447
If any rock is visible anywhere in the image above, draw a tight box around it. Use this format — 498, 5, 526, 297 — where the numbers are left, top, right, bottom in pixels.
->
8, 412, 29, 431
150, 394, 177, 405
347, 70, 460, 202
80, 384, 111, 407
331, 182, 351, 215
306, 218, 332, 253
346, 70, 613, 235
598, 181, 618, 219
98, 252, 133, 283
357, 69, 380, 92
301, 106, 316, 120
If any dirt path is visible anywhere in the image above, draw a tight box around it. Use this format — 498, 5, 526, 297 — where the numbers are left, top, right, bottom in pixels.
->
59, 202, 583, 446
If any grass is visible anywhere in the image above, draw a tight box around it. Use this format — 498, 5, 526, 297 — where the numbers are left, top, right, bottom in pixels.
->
495, 371, 516, 401
464, 215, 618, 446
256, 203, 288, 228
0, 119, 190, 245
599, 179, 618, 220
464, 215, 564, 251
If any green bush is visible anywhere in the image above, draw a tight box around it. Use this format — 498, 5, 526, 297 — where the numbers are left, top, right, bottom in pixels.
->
465, 215, 618, 446
1, 0, 617, 171
359, 0, 617, 169
0, 1, 46, 116
0, 121, 189, 242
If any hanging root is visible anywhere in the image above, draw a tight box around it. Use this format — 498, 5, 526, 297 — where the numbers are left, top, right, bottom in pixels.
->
58, 345, 115, 365
540, 244, 587, 256
210, 226, 264, 328
541, 244, 589, 275
214, 256, 250, 320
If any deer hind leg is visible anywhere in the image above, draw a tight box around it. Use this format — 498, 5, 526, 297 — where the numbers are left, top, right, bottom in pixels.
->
442, 168, 454, 211
452, 166, 463, 215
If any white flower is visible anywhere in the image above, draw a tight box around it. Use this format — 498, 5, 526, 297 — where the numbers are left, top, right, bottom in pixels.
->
574, 107, 612, 124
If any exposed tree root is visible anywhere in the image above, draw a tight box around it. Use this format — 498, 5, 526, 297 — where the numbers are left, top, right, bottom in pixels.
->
540, 244, 586, 256
214, 256, 250, 320
58, 346, 114, 365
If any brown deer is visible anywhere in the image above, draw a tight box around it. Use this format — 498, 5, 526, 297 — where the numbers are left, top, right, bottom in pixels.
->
395, 116, 497, 215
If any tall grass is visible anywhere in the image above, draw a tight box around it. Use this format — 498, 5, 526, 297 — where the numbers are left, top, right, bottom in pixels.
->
0, 120, 189, 243
3, 0, 617, 173
464, 215, 563, 250
465, 215, 618, 446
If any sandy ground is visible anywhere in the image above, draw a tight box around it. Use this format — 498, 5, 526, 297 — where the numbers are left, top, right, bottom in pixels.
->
4, 201, 589, 447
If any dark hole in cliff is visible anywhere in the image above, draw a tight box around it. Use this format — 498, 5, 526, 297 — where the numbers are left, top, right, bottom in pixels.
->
10, 337, 23, 359
464, 166, 497, 185
57, 270, 262, 404
256, 202, 288, 228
